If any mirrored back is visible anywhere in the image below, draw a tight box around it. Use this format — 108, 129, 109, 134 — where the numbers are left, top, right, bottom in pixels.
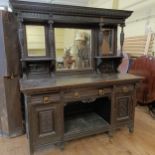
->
55, 28, 92, 70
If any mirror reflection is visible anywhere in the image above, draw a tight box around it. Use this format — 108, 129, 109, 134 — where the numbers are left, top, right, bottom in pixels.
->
55, 28, 92, 70
26, 25, 46, 57
99, 29, 113, 56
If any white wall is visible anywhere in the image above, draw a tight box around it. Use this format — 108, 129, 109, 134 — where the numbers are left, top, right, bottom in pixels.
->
0, 0, 9, 10
88, 0, 113, 9
119, 0, 155, 37
88, 0, 155, 53
88, 0, 155, 36
0, 0, 8, 6
119, 0, 155, 53
51, 0, 89, 6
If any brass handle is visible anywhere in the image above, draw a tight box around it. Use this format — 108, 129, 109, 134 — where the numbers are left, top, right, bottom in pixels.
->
99, 89, 104, 96
74, 92, 80, 98
123, 87, 128, 93
43, 96, 49, 104
11, 73, 14, 79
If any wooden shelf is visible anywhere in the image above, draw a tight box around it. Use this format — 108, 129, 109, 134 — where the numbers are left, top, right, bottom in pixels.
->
21, 57, 55, 62
64, 112, 110, 140
95, 56, 122, 59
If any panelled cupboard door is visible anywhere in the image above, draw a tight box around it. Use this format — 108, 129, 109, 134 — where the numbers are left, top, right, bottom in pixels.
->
30, 103, 62, 146
115, 93, 133, 123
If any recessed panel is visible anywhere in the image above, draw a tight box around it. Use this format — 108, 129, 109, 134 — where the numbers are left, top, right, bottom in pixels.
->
39, 110, 54, 134
26, 25, 46, 57
117, 97, 130, 120
99, 29, 113, 56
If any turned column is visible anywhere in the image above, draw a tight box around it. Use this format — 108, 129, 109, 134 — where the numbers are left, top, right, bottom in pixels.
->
120, 23, 125, 55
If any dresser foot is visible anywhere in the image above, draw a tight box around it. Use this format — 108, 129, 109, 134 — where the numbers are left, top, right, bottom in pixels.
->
129, 123, 134, 133
57, 142, 65, 150
108, 129, 114, 137
129, 127, 134, 133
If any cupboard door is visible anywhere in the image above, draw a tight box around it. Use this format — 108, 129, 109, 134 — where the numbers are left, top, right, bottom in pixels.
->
115, 94, 132, 123
30, 103, 62, 146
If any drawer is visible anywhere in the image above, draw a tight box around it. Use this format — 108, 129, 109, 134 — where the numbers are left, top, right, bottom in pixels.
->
31, 93, 60, 104
115, 85, 134, 93
64, 87, 112, 101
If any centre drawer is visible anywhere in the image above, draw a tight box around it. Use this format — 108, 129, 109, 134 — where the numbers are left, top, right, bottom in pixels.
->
64, 87, 112, 101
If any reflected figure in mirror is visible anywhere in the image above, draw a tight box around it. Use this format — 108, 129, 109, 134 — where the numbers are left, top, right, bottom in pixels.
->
63, 50, 75, 69
68, 31, 91, 69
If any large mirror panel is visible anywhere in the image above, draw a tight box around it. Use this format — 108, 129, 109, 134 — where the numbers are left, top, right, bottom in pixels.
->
55, 28, 92, 70
26, 25, 46, 57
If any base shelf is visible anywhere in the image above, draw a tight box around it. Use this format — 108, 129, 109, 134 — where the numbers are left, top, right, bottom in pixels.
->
64, 112, 110, 140
95, 56, 122, 59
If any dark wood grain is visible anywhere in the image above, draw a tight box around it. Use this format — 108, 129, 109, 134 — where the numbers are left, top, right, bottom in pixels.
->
0, 11, 20, 77
4, 77, 23, 137
0, 77, 23, 137
22, 74, 143, 155
8, 2, 142, 155
20, 73, 143, 94
0, 11, 23, 137
10, 0, 132, 20
0, 77, 9, 135
10, 0, 133, 79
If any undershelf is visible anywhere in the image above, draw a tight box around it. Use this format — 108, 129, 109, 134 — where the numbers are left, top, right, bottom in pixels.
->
64, 112, 110, 140
21, 57, 55, 62
95, 56, 122, 59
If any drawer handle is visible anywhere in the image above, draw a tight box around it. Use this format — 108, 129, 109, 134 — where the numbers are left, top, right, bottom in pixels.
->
43, 96, 49, 104
99, 89, 104, 96
74, 92, 80, 98
123, 87, 128, 93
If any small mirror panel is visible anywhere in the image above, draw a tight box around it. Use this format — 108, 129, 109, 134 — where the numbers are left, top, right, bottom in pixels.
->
99, 29, 113, 56
55, 28, 92, 70
26, 25, 46, 57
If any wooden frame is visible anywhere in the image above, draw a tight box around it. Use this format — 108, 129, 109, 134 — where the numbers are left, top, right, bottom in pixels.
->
23, 24, 49, 58
7, 1, 144, 155
54, 26, 94, 73
10, 0, 133, 78
99, 28, 116, 56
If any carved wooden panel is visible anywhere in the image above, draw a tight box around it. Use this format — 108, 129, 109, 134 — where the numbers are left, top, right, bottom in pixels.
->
98, 61, 115, 73
116, 95, 131, 121
39, 110, 54, 135
27, 62, 51, 78
31, 103, 62, 145
95, 58, 122, 73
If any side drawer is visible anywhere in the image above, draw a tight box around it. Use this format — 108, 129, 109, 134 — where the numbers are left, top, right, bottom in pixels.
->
31, 93, 60, 104
115, 84, 134, 93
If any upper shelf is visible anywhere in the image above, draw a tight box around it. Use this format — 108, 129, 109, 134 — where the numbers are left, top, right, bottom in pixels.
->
21, 57, 55, 62
94, 56, 123, 59
10, 0, 133, 21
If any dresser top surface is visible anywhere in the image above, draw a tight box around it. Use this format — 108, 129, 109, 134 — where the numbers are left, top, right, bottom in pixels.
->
20, 73, 143, 94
